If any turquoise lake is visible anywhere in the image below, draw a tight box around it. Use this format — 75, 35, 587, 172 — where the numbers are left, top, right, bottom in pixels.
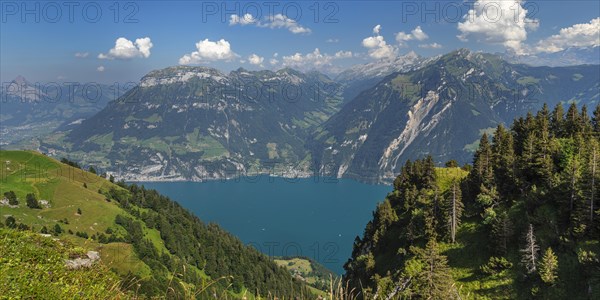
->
141, 177, 391, 274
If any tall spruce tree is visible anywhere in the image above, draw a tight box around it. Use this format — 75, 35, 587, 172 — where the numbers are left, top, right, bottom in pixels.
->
551, 103, 565, 138
534, 104, 554, 182
444, 179, 463, 243
492, 211, 514, 255
469, 133, 494, 197
412, 238, 456, 299
565, 103, 582, 136
581, 104, 593, 134
578, 138, 599, 230
539, 248, 559, 285
592, 104, 600, 133
492, 124, 516, 197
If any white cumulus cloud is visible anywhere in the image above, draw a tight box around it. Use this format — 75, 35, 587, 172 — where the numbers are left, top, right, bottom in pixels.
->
261, 14, 311, 34
395, 26, 429, 46
457, 0, 538, 54
98, 37, 153, 60
535, 18, 600, 53
334, 51, 353, 59
229, 13, 311, 34
418, 43, 443, 49
281, 48, 353, 72
97, 65, 105, 72
229, 13, 257, 25
362, 25, 397, 59
178, 39, 238, 65
74, 52, 89, 58
411, 26, 429, 41
248, 54, 264, 66
373, 25, 382, 35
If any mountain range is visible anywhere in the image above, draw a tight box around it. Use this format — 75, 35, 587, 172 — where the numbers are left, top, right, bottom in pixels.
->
311, 49, 600, 182
6, 49, 600, 183
503, 46, 600, 67
35, 66, 343, 181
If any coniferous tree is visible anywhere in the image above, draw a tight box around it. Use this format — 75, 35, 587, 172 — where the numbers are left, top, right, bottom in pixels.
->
512, 116, 528, 155
534, 104, 554, 182
551, 103, 565, 137
565, 103, 582, 136
589, 143, 598, 225
575, 138, 600, 234
537, 103, 551, 130
53, 223, 63, 235
393, 160, 413, 191
492, 125, 516, 197
445, 160, 459, 168
422, 155, 437, 190
520, 224, 540, 274
5, 216, 16, 228
371, 199, 398, 246
571, 154, 582, 214
592, 104, 600, 133
432, 186, 443, 237
443, 179, 463, 243
412, 238, 456, 299
581, 104, 592, 134
424, 206, 438, 241
468, 133, 494, 199
492, 211, 514, 255
521, 130, 536, 170
3, 191, 18, 205
26, 193, 41, 209
539, 248, 558, 285
477, 185, 501, 224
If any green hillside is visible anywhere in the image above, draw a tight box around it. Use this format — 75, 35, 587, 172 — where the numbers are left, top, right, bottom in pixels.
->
344, 103, 600, 299
0, 227, 126, 298
274, 256, 337, 293
0, 150, 311, 299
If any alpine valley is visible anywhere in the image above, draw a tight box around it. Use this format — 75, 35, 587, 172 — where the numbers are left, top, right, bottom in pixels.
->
15, 49, 598, 184
0, 76, 128, 146
3, 2, 600, 299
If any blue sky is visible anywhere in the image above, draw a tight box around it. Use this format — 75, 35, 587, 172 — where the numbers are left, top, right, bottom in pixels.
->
1, 0, 599, 83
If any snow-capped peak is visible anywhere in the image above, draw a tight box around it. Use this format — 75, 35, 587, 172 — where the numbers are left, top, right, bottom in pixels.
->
140, 66, 228, 87
335, 52, 429, 82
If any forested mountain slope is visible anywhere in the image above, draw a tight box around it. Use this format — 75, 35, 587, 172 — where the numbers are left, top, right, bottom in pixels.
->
344, 103, 600, 299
